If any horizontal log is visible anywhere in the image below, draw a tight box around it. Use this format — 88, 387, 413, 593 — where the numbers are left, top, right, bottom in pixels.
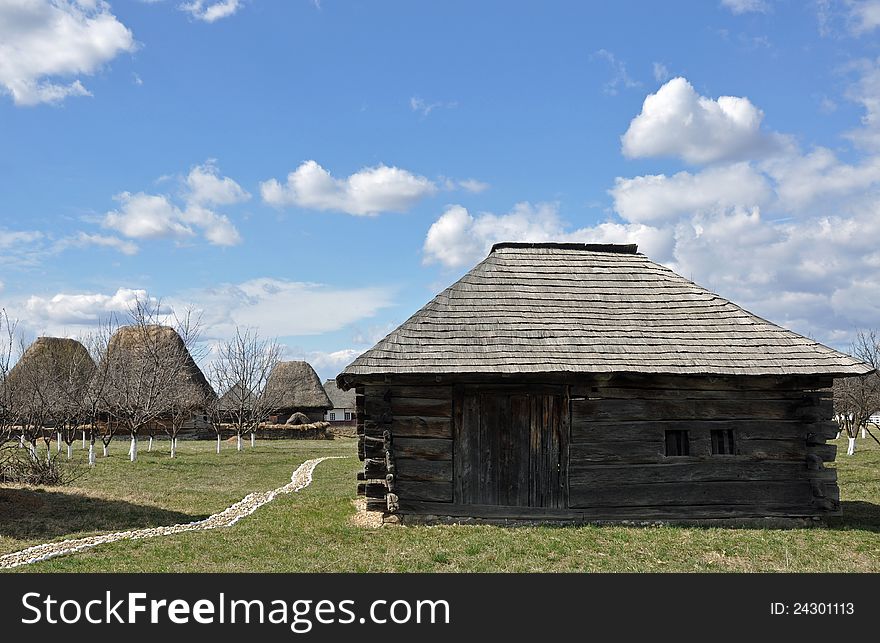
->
390, 416, 453, 439
346, 373, 833, 392
569, 480, 815, 509
364, 483, 388, 499
363, 457, 387, 479
394, 480, 453, 502
808, 443, 836, 462
365, 397, 452, 419
394, 458, 453, 483
395, 500, 838, 520
393, 437, 453, 461
363, 435, 384, 459
568, 461, 836, 486
571, 398, 832, 423
571, 387, 830, 401
356, 471, 365, 481
364, 385, 453, 400
365, 499, 387, 512
570, 420, 838, 444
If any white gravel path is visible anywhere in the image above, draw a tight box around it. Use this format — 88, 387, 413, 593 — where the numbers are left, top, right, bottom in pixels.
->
0, 456, 345, 570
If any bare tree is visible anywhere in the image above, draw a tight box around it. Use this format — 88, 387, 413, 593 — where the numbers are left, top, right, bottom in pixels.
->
0, 310, 22, 472
82, 319, 117, 465
99, 297, 205, 462
160, 309, 214, 458
210, 327, 283, 453
833, 330, 880, 455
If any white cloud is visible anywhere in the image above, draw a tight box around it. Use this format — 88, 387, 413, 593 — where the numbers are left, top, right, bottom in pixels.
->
720, 0, 770, 14
103, 192, 194, 240
185, 160, 250, 206
422, 202, 672, 269
25, 287, 165, 327
179, 0, 242, 23
610, 163, 773, 223
260, 160, 437, 215
592, 49, 640, 96
55, 232, 139, 255
458, 178, 490, 193
652, 62, 670, 83
0, 229, 44, 248
171, 278, 396, 339
605, 74, 880, 345
0, 0, 136, 106
621, 77, 789, 164
843, 56, 880, 149
410, 96, 458, 116
847, 0, 880, 34
101, 161, 245, 246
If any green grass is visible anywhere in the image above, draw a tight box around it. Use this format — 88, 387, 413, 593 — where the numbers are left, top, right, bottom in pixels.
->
1, 434, 879, 572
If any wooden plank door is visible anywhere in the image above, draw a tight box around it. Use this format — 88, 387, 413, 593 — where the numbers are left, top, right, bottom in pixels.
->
455, 389, 567, 508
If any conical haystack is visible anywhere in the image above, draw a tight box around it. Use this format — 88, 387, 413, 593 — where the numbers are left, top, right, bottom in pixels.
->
263, 360, 331, 423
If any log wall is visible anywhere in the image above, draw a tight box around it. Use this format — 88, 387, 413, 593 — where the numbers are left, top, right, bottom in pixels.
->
355, 374, 839, 521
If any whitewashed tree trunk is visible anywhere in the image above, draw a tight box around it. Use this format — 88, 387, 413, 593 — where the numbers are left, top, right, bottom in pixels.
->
170, 438, 176, 458
67, 444, 72, 460
847, 437, 856, 456
130, 435, 138, 462
148, 436, 153, 452
836, 431, 841, 439
88, 443, 96, 466
237, 435, 242, 451
46, 447, 51, 465
82, 430, 86, 449
216, 435, 221, 454
19, 434, 24, 448
862, 427, 866, 439
102, 443, 109, 457
250, 432, 255, 448
28, 442, 37, 460
57, 432, 62, 453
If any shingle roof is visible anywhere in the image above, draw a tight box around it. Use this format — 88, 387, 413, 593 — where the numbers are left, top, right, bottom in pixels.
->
323, 379, 356, 409
339, 243, 871, 382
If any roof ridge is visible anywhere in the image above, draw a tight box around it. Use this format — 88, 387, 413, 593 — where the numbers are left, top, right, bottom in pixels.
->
490, 242, 639, 254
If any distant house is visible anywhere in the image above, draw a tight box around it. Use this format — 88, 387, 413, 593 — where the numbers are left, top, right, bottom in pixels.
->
263, 361, 332, 424
338, 242, 872, 522
323, 379, 356, 424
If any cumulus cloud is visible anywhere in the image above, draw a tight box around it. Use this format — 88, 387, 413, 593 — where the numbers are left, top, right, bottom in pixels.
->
179, 0, 242, 23
720, 0, 770, 14
843, 56, 880, 149
260, 160, 437, 215
0, 0, 136, 106
605, 73, 880, 344
287, 348, 364, 381
25, 287, 166, 327
610, 163, 773, 223
422, 202, 672, 269
102, 161, 245, 246
185, 160, 251, 206
621, 77, 790, 164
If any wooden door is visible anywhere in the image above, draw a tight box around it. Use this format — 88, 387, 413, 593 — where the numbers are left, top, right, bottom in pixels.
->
455, 388, 568, 508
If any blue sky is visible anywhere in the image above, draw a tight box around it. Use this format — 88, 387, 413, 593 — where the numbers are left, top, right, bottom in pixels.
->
2, 0, 880, 381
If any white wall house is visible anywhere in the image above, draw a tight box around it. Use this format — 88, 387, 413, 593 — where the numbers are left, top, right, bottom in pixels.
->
323, 379, 356, 423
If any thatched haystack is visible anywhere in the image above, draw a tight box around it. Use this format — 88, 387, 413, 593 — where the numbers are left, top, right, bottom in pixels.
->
263, 360, 331, 423
7, 337, 96, 410
102, 324, 216, 407
286, 411, 311, 425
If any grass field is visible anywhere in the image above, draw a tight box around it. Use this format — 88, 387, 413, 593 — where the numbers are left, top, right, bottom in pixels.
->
1, 434, 878, 572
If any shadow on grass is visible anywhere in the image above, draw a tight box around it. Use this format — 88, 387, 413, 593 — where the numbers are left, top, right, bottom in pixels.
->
0, 487, 206, 543
826, 501, 880, 532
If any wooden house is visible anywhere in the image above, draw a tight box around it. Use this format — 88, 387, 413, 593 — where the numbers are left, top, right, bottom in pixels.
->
337, 243, 872, 522
263, 361, 332, 424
